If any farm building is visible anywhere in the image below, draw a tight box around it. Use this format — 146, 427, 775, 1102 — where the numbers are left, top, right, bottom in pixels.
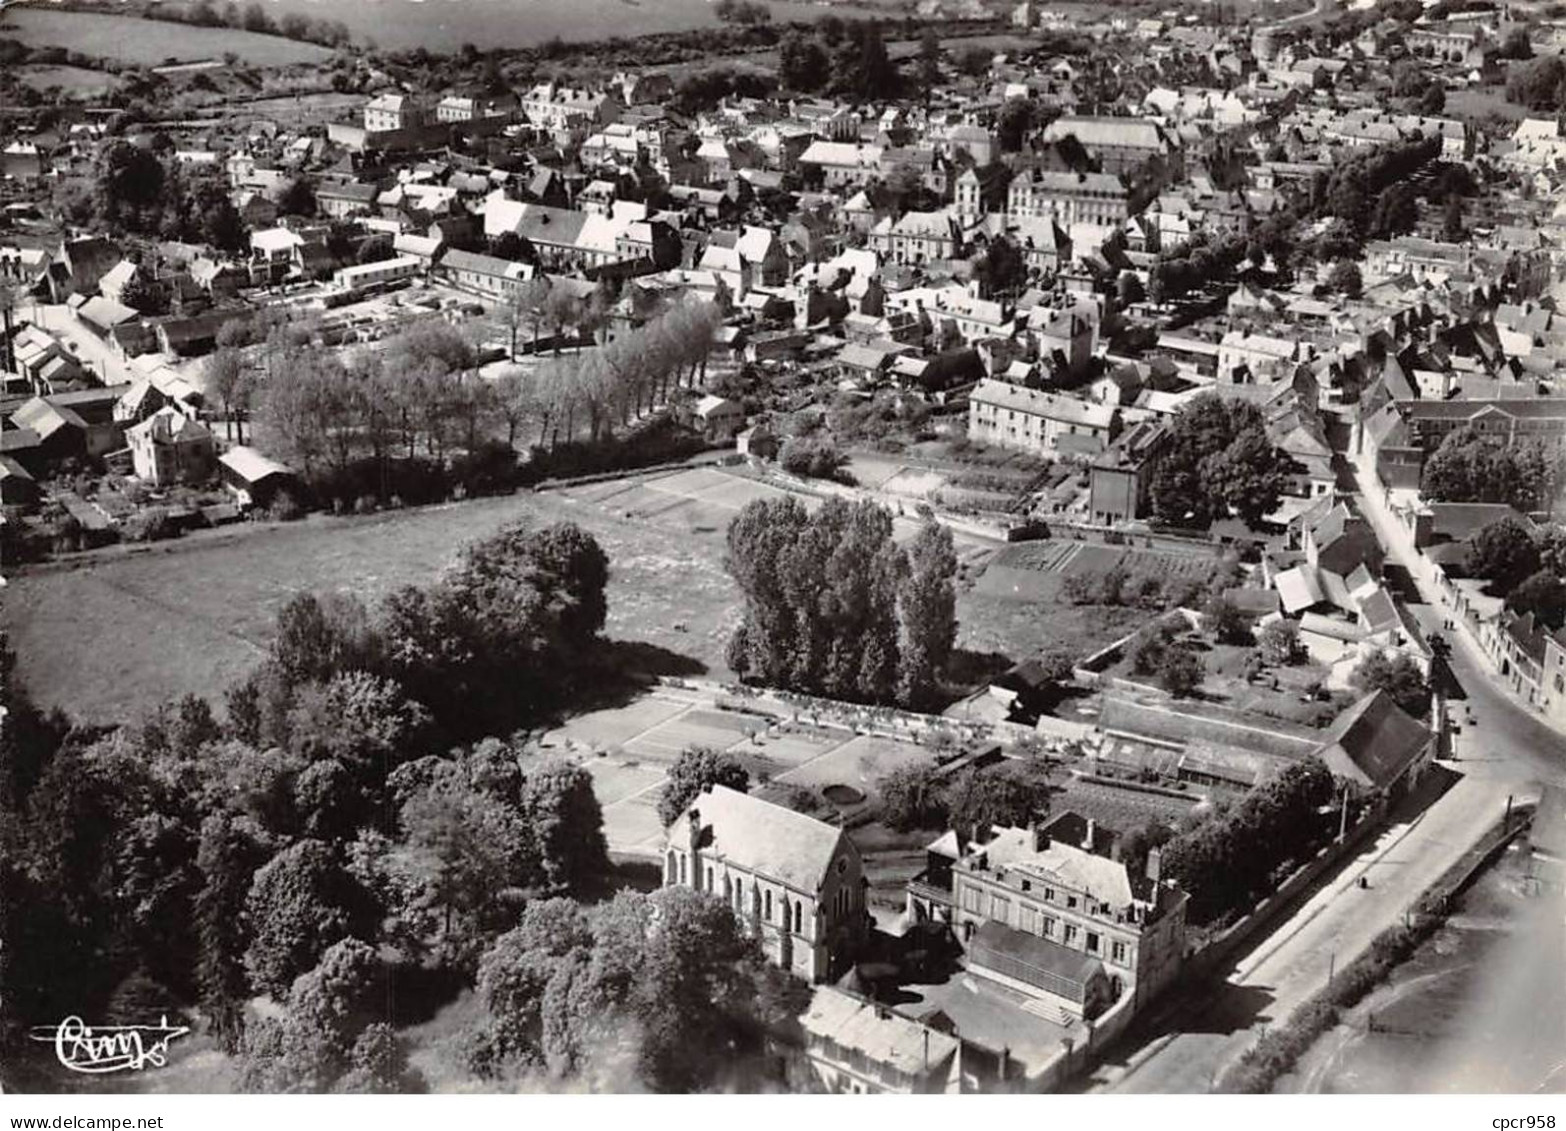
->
218, 446, 299, 509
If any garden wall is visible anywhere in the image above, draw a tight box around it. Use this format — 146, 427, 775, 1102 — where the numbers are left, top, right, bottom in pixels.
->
1186, 808, 1384, 981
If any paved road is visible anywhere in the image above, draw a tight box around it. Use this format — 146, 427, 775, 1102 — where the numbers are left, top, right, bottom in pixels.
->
1086, 462, 1566, 1093
1087, 768, 1521, 1092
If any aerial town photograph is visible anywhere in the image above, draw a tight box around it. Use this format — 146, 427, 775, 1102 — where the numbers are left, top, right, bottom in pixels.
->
0, 0, 1564, 1108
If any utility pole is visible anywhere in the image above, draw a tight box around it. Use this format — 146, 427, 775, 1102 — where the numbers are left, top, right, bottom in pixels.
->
1327, 950, 1335, 987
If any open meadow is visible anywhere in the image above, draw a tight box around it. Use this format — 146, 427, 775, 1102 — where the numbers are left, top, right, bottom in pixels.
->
2, 480, 741, 724
3, 468, 1122, 727
0, 7, 333, 66
15, 63, 118, 94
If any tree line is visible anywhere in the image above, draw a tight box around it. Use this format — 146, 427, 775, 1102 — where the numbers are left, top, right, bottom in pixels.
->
1156, 757, 1341, 925
133, 0, 353, 48
210, 294, 722, 511
726, 497, 960, 710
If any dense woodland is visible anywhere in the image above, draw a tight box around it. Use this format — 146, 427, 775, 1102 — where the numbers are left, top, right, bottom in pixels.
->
0, 518, 801, 1092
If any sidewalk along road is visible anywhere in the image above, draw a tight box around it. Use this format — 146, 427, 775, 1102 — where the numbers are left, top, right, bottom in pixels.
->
1087, 769, 1523, 1093
1352, 451, 1566, 769
1085, 457, 1565, 1092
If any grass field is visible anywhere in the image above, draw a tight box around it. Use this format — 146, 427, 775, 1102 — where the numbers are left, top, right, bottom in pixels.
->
2, 484, 741, 724
1445, 84, 1528, 124
15, 63, 118, 94
4, 467, 1028, 727
1, 7, 333, 67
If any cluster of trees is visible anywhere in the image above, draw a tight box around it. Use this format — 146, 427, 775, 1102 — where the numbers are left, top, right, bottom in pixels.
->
1506, 52, 1566, 111
510, 296, 723, 447
1349, 650, 1430, 715
1151, 395, 1293, 529
86, 141, 248, 250
150, 0, 353, 47
1159, 757, 1340, 923
230, 520, 609, 741
668, 68, 774, 117
777, 20, 899, 97
459, 888, 803, 1090
1390, 61, 1447, 116
0, 521, 619, 1087
1148, 232, 1249, 304
1463, 516, 1566, 629
1320, 136, 1439, 240
778, 435, 847, 481
725, 498, 959, 709
240, 294, 717, 510
713, 0, 772, 25
250, 320, 505, 507
1129, 618, 1206, 698
879, 759, 1052, 840
1422, 426, 1560, 513
657, 747, 752, 827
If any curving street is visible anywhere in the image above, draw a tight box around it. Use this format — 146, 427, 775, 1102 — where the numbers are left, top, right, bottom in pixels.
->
1082, 460, 1566, 1094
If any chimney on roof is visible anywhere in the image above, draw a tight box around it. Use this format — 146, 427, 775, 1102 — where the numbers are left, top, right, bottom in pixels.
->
1146, 846, 1163, 885
1083, 818, 1096, 851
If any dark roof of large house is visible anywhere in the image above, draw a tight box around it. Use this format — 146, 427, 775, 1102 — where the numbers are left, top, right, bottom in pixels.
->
317, 181, 378, 203
1313, 689, 1432, 790
156, 313, 229, 347
516, 204, 587, 248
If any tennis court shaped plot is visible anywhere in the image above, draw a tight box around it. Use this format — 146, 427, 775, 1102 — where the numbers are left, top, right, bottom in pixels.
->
772, 733, 932, 793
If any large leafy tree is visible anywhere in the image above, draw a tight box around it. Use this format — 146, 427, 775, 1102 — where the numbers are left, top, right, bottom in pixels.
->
1151, 394, 1291, 529
943, 764, 1049, 842
521, 759, 609, 894
196, 812, 274, 1051
1422, 427, 1557, 511
657, 746, 750, 828
1350, 650, 1429, 716
1507, 569, 1566, 629
896, 522, 959, 709
1468, 516, 1542, 593
778, 32, 828, 92
243, 839, 374, 999
1161, 756, 1336, 923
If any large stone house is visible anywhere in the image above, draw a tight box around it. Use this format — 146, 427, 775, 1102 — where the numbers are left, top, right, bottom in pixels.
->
908, 812, 1188, 1019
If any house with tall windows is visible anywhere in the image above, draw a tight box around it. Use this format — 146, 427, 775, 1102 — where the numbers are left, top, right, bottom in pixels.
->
909, 812, 1188, 1020
663, 785, 870, 983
